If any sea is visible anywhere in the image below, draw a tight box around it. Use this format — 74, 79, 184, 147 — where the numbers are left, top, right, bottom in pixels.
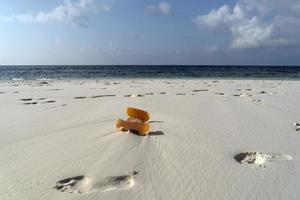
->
0, 65, 300, 80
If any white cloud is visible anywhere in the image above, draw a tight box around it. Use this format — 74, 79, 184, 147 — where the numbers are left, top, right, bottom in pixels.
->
158, 2, 171, 15
1, 0, 111, 27
145, 2, 171, 15
194, 0, 300, 48
194, 5, 231, 28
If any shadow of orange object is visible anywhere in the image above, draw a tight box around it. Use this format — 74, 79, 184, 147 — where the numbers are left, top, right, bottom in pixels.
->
148, 131, 164, 136
116, 118, 150, 136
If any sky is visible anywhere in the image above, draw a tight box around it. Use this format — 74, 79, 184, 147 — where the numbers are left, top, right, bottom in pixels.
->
0, 0, 300, 65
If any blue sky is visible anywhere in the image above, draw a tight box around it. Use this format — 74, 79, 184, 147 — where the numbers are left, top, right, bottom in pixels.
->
0, 0, 300, 65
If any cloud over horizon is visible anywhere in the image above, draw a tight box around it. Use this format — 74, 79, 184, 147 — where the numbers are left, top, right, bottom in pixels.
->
194, 0, 300, 49
0, 0, 111, 27
145, 2, 171, 15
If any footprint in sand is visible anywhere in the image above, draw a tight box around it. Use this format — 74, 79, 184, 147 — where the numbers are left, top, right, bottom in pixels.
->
124, 94, 144, 97
92, 95, 116, 98
20, 98, 39, 105
49, 88, 62, 91
259, 91, 268, 94
38, 81, 49, 85
54, 171, 138, 194
293, 122, 300, 131
233, 94, 252, 98
193, 89, 209, 92
176, 93, 187, 96
74, 96, 87, 99
249, 98, 263, 103
129, 85, 142, 88
38, 97, 47, 100
135, 94, 145, 97
240, 94, 252, 97
20, 98, 33, 101
43, 100, 56, 104
234, 152, 292, 168
145, 92, 155, 96
23, 102, 38, 105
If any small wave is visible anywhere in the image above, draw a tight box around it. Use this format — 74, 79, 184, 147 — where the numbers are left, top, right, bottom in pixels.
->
36, 78, 53, 81
12, 77, 24, 81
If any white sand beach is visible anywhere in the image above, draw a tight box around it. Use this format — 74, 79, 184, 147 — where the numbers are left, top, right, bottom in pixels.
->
0, 79, 300, 200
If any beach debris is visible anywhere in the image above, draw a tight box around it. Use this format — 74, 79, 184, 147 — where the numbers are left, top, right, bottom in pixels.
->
115, 107, 150, 136
234, 152, 292, 168
127, 107, 150, 122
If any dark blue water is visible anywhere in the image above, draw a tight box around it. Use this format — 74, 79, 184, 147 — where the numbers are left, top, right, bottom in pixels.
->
0, 65, 300, 80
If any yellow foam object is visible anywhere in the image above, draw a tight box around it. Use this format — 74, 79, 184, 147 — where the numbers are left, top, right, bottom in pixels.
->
127, 107, 150, 122
115, 118, 150, 136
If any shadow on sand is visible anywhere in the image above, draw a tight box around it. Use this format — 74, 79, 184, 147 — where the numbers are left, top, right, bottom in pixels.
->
148, 121, 164, 124
148, 131, 164, 136
130, 130, 164, 137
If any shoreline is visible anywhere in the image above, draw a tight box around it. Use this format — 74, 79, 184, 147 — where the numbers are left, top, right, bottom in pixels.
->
2, 77, 300, 82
